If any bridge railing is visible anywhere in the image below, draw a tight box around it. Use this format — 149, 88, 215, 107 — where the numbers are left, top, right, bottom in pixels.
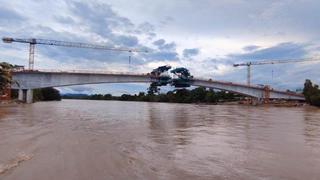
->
12, 69, 151, 76
193, 78, 264, 89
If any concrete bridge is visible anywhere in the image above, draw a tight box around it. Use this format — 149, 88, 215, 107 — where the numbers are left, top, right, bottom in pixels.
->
12, 70, 305, 103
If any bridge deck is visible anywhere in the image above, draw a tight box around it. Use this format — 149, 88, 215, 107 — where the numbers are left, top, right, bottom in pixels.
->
11, 70, 305, 101
193, 78, 305, 98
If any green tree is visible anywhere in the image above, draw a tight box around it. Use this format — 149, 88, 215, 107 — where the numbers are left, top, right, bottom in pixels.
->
166, 91, 176, 102
303, 79, 320, 107
120, 94, 132, 101
191, 87, 207, 102
103, 94, 112, 100
310, 94, 320, 106
33, 87, 61, 101
33, 89, 44, 101
175, 89, 191, 103
91, 94, 103, 100
147, 82, 159, 95
41, 87, 61, 101
205, 89, 217, 103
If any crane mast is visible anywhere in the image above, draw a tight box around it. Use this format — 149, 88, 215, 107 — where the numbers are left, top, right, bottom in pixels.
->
233, 58, 320, 86
2, 37, 147, 70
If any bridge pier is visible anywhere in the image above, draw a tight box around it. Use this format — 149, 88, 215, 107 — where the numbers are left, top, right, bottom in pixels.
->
18, 89, 24, 101
18, 89, 33, 103
251, 98, 264, 105
26, 89, 33, 104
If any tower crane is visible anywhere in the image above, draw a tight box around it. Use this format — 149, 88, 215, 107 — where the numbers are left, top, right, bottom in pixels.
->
2, 37, 148, 70
233, 58, 320, 86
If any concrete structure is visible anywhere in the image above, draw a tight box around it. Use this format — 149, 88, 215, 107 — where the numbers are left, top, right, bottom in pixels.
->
193, 79, 304, 101
12, 71, 153, 103
17, 89, 33, 103
12, 70, 305, 103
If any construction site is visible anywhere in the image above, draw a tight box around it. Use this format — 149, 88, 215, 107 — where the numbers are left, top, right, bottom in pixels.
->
1, 36, 319, 105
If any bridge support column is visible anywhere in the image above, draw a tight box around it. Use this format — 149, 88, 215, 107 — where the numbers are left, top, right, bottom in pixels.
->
251, 98, 263, 105
18, 89, 24, 101
26, 89, 33, 104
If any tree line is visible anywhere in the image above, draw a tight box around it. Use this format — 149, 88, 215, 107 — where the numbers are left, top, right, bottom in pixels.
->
62, 87, 242, 104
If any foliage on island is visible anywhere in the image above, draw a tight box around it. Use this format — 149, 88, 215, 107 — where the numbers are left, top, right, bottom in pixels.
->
62, 87, 242, 104
33, 87, 61, 101
303, 79, 320, 107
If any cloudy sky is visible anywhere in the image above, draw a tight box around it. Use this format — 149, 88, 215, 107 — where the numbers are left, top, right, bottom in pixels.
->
1, 0, 319, 95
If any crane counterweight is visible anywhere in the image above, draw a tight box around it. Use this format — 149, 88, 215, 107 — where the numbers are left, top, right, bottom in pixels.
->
2, 37, 14, 43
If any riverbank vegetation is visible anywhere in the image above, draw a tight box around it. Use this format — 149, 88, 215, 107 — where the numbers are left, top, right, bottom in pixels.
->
0, 62, 13, 96
303, 79, 320, 107
62, 87, 242, 104
33, 88, 61, 101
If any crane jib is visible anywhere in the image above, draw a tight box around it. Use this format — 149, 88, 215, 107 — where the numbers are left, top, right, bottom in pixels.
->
2, 36, 148, 70
2, 37, 147, 52
233, 58, 320, 86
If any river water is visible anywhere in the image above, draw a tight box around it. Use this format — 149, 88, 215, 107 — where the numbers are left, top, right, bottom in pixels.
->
0, 100, 320, 180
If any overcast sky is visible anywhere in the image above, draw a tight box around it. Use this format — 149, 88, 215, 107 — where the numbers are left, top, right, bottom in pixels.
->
1, 0, 319, 95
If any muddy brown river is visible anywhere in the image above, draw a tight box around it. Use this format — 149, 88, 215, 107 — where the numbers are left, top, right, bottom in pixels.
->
0, 100, 320, 180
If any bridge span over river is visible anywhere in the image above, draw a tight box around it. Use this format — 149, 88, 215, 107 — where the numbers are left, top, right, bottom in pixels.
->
11, 70, 305, 103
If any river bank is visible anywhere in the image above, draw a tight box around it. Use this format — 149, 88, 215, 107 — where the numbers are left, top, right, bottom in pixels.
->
1, 98, 309, 108
0, 100, 21, 106
62, 98, 308, 107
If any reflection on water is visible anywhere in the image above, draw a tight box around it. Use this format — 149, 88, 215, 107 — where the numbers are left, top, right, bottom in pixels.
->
0, 100, 320, 180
